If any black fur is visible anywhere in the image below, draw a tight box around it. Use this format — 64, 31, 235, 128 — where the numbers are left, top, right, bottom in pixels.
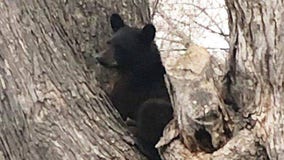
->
97, 14, 173, 160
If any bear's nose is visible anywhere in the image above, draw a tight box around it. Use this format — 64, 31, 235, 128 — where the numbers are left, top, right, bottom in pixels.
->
95, 54, 118, 68
95, 55, 105, 64
95, 54, 101, 61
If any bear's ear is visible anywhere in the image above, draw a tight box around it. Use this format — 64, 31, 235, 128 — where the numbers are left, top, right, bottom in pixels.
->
141, 24, 156, 43
110, 14, 125, 32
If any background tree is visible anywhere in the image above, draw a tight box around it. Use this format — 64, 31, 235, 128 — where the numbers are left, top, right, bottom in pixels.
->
0, 0, 150, 159
148, 0, 229, 85
149, 0, 228, 52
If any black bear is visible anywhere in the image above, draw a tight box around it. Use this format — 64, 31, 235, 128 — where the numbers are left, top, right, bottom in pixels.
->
97, 13, 173, 160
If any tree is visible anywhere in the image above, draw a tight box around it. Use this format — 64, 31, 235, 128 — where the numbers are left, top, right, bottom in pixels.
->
1, 0, 282, 160
224, 0, 284, 159
159, 0, 282, 159
149, 0, 229, 52
0, 0, 150, 159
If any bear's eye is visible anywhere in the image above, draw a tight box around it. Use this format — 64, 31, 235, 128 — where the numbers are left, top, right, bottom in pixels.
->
106, 40, 111, 45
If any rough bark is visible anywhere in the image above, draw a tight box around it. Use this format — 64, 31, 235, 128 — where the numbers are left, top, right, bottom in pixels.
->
160, 44, 235, 160
159, 1, 283, 160
1, 0, 281, 160
225, 0, 284, 159
0, 0, 150, 159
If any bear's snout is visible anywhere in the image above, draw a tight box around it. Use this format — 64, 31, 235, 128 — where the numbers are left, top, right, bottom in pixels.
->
95, 49, 118, 68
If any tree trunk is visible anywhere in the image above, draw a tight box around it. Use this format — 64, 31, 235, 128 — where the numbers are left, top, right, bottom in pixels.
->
225, 0, 284, 159
159, 1, 283, 160
0, 0, 150, 159
2, 0, 282, 159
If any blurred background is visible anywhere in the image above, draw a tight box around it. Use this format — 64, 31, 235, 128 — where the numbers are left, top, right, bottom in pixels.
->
149, 0, 228, 68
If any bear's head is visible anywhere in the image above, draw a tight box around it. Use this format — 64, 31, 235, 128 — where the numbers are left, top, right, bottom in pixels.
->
97, 14, 160, 72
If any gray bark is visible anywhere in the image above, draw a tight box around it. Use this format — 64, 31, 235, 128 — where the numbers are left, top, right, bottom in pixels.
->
225, 0, 284, 159
0, 0, 150, 159
159, 1, 282, 159
1, 0, 280, 160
